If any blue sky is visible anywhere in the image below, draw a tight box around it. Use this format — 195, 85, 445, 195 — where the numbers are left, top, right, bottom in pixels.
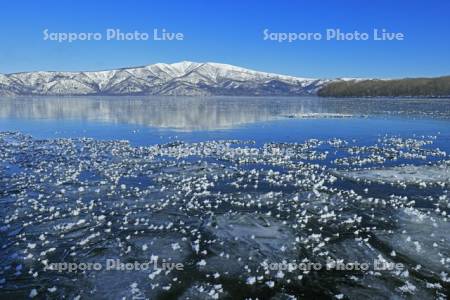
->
0, 0, 449, 78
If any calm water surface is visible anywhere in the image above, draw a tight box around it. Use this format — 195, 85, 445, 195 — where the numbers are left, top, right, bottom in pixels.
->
0, 96, 449, 147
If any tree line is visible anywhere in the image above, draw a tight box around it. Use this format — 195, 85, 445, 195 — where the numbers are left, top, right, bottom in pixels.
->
318, 76, 450, 97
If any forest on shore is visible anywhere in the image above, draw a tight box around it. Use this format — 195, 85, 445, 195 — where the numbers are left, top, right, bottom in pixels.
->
318, 76, 450, 97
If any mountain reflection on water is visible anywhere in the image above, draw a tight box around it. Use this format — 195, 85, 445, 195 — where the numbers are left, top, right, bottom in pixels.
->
1, 97, 450, 299
1, 96, 449, 131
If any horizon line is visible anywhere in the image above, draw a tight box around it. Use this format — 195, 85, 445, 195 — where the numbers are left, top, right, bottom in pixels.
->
1, 61, 449, 80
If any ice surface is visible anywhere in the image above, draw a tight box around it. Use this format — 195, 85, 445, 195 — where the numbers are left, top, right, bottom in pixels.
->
0, 132, 449, 299
339, 163, 450, 186
201, 213, 296, 277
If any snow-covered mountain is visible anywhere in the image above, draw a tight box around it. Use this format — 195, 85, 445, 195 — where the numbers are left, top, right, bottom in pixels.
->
0, 61, 330, 96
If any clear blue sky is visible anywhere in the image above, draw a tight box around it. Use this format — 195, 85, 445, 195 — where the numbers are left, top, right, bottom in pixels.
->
1, 0, 449, 78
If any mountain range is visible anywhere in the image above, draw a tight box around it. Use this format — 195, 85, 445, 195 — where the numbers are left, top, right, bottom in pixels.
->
0, 61, 332, 96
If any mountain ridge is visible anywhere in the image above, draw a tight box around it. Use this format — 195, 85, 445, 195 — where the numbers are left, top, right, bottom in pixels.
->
0, 61, 330, 96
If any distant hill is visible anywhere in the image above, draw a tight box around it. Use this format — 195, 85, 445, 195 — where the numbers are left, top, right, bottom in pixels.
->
2, 62, 448, 97
318, 76, 450, 97
0, 61, 328, 96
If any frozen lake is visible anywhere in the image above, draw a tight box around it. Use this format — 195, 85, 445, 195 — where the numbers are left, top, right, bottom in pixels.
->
0, 96, 449, 299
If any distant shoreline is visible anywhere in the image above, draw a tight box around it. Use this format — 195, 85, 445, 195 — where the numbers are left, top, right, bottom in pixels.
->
1, 95, 450, 100
317, 76, 450, 98
2, 61, 448, 98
